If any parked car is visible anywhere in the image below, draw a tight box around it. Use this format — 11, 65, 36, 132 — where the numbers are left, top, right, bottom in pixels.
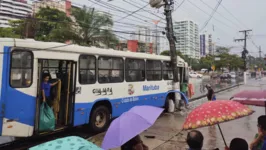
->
220, 73, 231, 80
189, 72, 203, 78
230, 72, 236, 78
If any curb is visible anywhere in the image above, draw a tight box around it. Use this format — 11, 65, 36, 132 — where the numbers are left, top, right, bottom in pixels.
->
189, 83, 243, 102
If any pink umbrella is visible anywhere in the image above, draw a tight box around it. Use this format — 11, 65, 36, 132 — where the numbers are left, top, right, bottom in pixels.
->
231, 90, 266, 114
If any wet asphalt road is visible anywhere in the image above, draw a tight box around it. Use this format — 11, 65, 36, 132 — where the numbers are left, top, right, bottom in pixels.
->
89, 77, 264, 150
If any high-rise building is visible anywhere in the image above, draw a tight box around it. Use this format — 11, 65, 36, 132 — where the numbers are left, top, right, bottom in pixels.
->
0, 0, 32, 28
173, 20, 200, 59
32, 0, 71, 17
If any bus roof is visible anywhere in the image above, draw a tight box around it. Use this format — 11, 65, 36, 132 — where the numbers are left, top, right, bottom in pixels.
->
0, 38, 187, 65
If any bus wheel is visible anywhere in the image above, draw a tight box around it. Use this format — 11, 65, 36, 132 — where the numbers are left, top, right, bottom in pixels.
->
89, 105, 111, 133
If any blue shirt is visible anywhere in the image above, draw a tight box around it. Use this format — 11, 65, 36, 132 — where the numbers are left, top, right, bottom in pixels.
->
261, 136, 266, 150
41, 82, 51, 97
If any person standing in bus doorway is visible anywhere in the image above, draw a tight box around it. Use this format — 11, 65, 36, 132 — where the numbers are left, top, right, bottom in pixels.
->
41, 75, 60, 107
206, 84, 216, 101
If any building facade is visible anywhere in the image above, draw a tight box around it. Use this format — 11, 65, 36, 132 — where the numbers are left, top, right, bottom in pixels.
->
200, 33, 216, 57
173, 20, 200, 59
32, 0, 71, 16
0, 0, 32, 27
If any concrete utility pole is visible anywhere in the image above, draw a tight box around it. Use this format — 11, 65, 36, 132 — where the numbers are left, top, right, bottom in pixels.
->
259, 46, 262, 59
234, 29, 252, 84
150, 0, 180, 105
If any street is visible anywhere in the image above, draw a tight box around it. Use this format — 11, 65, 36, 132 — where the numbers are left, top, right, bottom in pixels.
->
88, 78, 264, 150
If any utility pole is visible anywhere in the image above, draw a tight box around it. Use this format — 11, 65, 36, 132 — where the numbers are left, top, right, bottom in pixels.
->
150, 0, 180, 106
234, 29, 252, 84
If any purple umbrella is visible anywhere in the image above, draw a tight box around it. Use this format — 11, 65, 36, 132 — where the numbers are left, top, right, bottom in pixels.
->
101, 105, 164, 150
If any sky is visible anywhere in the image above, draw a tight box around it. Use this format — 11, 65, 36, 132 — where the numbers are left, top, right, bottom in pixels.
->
31, 0, 266, 57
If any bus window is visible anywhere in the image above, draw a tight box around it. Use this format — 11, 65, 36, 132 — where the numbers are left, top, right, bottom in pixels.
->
10, 50, 33, 88
98, 57, 124, 83
79, 55, 96, 84
146, 60, 162, 81
125, 58, 145, 82
163, 61, 173, 80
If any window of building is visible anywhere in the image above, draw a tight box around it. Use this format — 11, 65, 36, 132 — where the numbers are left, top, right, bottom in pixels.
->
98, 57, 124, 83
79, 55, 96, 84
10, 50, 33, 88
163, 61, 173, 80
125, 58, 145, 82
146, 60, 162, 81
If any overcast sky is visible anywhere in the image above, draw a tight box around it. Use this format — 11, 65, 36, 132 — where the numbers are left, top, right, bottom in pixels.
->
62, 0, 266, 57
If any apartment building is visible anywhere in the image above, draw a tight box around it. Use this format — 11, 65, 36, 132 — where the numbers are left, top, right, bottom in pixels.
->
0, 0, 32, 27
32, 0, 71, 16
173, 20, 200, 59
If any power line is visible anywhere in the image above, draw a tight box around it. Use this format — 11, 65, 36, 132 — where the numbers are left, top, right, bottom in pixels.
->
14, 16, 166, 38
88, 0, 163, 25
200, 0, 243, 30
200, 0, 223, 31
173, 0, 186, 12
116, 3, 149, 22
71, 1, 153, 26
218, 2, 249, 29
86, 0, 154, 25
186, 0, 238, 31
123, 0, 166, 22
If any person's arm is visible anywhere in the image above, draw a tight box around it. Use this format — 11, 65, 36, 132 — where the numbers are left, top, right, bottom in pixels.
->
41, 83, 46, 102
133, 143, 144, 150
51, 79, 60, 87
211, 89, 215, 100
250, 133, 263, 149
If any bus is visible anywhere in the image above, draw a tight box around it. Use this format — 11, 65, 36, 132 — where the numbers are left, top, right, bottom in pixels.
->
0, 38, 189, 138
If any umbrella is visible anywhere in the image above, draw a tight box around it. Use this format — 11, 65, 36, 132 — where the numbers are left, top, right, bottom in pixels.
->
231, 90, 266, 114
183, 100, 254, 147
29, 136, 102, 150
101, 105, 164, 150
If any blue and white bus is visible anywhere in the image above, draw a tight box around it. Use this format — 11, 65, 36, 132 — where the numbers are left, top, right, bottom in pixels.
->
0, 38, 189, 138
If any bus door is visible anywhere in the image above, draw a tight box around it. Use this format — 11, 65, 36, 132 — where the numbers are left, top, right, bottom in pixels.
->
1, 49, 37, 137
35, 59, 76, 133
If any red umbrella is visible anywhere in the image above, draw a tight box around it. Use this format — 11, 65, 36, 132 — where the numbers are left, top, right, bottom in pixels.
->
183, 100, 254, 147
231, 90, 266, 114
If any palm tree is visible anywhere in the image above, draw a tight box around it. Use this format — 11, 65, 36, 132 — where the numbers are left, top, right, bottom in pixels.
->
72, 6, 118, 47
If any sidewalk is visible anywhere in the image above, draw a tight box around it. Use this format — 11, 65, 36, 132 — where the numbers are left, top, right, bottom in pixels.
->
88, 80, 265, 150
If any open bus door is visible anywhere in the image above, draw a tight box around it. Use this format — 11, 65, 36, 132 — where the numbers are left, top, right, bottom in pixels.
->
35, 59, 77, 134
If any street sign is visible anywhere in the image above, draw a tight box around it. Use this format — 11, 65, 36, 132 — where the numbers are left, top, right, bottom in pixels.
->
211, 65, 215, 71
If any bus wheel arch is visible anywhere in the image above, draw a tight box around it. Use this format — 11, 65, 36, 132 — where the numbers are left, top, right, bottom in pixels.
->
89, 100, 112, 133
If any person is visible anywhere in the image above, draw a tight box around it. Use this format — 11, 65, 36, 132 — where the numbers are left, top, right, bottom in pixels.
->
41, 75, 60, 107
206, 84, 216, 101
250, 116, 265, 150
186, 130, 204, 150
258, 115, 266, 150
225, 138, 248, 150
121, 135, 148, 150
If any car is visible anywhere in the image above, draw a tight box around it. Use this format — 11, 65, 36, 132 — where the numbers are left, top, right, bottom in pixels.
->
189, 72, 203, 78
220, 73, 231, 80
230, 72, 236, 78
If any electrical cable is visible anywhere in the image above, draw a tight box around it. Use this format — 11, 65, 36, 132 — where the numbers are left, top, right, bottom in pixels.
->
200, 0, 243, 30
186, 0, 238, 31
123, 0, 166, 22
200, 0, 222, 31
116, 3, 150, 22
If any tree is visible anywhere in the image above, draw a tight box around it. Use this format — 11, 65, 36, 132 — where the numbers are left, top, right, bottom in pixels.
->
0, 27, 20, 38
72, 7, 117, 47
160, 50, 184, 58
34, 7, 74, 42
215, 46, 230, 55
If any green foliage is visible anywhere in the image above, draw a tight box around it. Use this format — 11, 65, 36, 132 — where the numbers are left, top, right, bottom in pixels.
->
160, 50, 184, 58
0, 27, 20, 38
34, 7, 74, 42
71, 7, 116, 46
161, 47, 244, 71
